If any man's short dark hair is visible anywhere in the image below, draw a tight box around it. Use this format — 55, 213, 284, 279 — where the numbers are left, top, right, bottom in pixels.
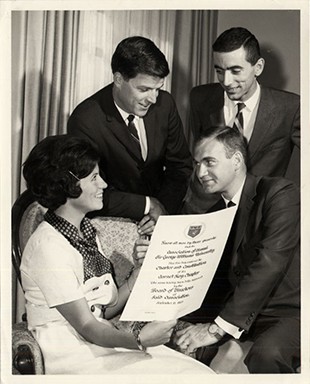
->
197, 126, 248, 165
111, 36, 170, 79
23, 135, 100, 211
213, 27, 261, 65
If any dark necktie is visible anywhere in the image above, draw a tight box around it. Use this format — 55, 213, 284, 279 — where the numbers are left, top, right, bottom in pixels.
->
232, 102, 246, 133
127, 115, 140, 145
227, 201, 236, 208
212, 198, 236, 211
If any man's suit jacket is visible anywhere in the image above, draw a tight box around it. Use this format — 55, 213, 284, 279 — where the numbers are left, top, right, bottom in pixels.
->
183, 83, 300, 213
205, 174, 300, 332
67, 83, 193, 220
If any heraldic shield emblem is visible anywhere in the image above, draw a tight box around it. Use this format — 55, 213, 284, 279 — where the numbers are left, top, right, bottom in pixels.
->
187, 225, 202, 238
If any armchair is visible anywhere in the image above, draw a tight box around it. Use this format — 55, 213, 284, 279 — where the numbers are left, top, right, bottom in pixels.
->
12, 190, 45, 374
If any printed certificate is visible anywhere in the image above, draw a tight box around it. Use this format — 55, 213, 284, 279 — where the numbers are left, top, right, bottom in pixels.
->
120, 206, 237, 321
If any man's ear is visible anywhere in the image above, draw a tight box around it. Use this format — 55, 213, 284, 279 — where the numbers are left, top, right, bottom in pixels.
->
254, 57, 265, 77
233, 151, 243, 170
113, 72, 123, 88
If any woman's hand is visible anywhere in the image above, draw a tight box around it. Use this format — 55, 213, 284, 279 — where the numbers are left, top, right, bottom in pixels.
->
133, 237, 150, 266
139, 320, 177, 348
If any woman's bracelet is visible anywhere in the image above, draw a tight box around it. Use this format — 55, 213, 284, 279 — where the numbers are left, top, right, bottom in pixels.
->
125, 266, 135, 280
126, 277, 133, 293
125, 265, 136, 294
132, 325, 147, 352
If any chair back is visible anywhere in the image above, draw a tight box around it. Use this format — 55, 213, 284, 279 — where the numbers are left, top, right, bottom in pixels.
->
12, 190, 47, 285
11, 191, 138, 289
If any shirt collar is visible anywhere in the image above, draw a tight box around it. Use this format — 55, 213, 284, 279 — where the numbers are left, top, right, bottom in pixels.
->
224, 81, 261, 112
222, 176, 246, 207
114, 102, 138, 123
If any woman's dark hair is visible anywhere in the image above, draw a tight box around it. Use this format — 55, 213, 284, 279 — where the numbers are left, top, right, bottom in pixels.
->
213, 27, 261, 66
23, 135, 100, 211
197, 126, 248, 165
111, 36, 169, 79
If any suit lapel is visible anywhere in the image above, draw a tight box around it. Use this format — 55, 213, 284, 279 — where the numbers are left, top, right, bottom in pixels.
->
208, 177, 256, 264
210, 86, 277, 163
98, 84, 144, 163
143, 105, 157, 163
208, 197, 226, 212
210, 109, 225, 126
247, 87, 277, 161
230, 175, 259, 265
110, 118, 144, 163
210, 89, 225, 126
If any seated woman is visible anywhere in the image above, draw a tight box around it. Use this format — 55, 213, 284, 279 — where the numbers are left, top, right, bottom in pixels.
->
20, 134, 213, 375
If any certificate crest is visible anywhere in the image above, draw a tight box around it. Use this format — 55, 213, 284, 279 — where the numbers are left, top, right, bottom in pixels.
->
187, 225, 202, 238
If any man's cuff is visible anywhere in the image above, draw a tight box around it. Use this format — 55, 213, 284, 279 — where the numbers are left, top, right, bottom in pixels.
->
144, 196, 150, 215
214, 316, 244, 339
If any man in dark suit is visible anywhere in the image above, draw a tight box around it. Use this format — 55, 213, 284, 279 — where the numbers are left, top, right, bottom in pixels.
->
175, 126, 300, 373
183, 27, 300, 213
67, 36, 192, 230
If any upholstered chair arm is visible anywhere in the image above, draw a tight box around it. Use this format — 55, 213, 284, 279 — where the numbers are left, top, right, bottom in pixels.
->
12, 322, 44, 374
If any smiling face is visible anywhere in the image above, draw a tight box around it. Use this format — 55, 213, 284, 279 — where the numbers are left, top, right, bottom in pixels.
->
213, 46, 264, 101
71, 164, 107, 215
194, 138, 242, 200
113, 73, 165, 117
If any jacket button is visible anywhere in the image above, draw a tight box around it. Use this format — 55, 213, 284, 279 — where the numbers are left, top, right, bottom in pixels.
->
91, 305, 95, 312
104, 280, 110, 285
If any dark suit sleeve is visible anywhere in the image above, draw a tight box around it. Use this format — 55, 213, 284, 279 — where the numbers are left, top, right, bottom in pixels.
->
67, 101, 102, 146
189, 87, 204, 146
291, 101, 300, 149
67, 101, 146, 220
220, 179, 300, 331
94, 187, 145, 221
156, 94, 193, 214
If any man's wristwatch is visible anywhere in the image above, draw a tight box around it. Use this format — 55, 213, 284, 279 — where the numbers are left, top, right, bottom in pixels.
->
208, 323, 225, 341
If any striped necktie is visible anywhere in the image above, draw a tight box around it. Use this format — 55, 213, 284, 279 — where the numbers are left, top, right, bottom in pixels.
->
127, 115, 140, 144
232, 102, 246, 133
